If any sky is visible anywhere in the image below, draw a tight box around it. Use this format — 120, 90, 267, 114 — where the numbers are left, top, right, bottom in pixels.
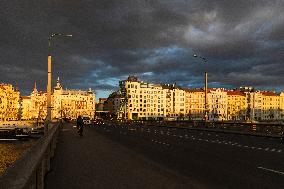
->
1, 0, 284, 100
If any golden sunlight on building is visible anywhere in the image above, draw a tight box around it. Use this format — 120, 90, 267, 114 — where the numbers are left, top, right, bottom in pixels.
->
227, 90, 247, 121
0, 83, 20, 121
21, 78, 95, 120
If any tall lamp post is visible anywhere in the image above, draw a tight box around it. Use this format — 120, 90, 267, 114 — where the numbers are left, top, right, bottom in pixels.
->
46, 33, 72, 134
193, 54, 208, 121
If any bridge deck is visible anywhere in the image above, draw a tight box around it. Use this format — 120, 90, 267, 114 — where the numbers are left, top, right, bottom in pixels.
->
45, 122, 200, 189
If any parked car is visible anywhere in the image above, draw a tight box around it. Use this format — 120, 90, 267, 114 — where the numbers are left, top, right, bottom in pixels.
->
93, 118, 104, 125
82, 116, 91, 125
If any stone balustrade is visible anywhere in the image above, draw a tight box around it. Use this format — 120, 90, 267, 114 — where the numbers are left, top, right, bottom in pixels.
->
0, 122, 61, 189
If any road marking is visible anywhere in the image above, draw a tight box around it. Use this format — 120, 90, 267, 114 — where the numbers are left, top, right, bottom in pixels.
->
179, 135, 183, 138
251, 147, 256, 149
258, 147, 262, 150
271, 148, 275, 152
277, 149, 282, 153
244, 145, 248, 148
265, 147, 269, 151
258, 167, 284, 175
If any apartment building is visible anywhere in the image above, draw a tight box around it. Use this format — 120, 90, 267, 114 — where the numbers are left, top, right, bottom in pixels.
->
0, 83, 20, 121
227, 90, 247, 121
185, 89, 205, 120
207, 88, 228, 121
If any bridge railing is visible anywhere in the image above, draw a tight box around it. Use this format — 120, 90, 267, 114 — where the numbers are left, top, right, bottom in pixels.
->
112, 120, 284, 137
0, 121, 62, 189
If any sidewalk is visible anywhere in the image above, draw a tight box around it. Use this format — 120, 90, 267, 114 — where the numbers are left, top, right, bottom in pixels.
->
44, 123, 201, 189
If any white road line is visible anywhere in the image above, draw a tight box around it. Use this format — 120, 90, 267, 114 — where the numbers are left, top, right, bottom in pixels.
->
258, 147, 262, 150
237, 144, 242, 147
271, 148, 275, 152
179, 136, 183, 138
265, 148, 269, 151
277, 149, 282, 153
244, 145, 248, 148
258, 167, 284, 175
251, 147, 256, 149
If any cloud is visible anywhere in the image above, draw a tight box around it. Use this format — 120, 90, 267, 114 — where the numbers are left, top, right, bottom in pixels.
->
1, 0, 284, 99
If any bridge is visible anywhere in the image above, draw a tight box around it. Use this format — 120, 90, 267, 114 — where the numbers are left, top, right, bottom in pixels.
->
0, 121, 284, 189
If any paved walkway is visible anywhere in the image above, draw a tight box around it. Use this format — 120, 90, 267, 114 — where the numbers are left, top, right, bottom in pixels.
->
45, 123, 200, 189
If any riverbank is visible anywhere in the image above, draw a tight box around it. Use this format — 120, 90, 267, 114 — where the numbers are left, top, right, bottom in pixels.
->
0, 140, 37, 174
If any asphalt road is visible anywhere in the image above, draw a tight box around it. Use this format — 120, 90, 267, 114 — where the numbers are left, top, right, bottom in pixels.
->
94, 122, 284, 189
45, 122, 204, 189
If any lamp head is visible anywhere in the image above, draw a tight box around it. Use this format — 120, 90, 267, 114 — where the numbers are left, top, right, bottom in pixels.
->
193, 54, 197, 57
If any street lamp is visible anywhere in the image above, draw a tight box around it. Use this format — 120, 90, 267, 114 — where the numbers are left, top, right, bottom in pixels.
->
46, 33, 72, 134
193, 54, 208, 121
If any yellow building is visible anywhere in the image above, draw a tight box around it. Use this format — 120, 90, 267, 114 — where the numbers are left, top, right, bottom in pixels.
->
227, 90, 247, 121
207, 88, 228, 121
185, 89, 205, 120
21, 78, 96, 120
250, 91, 280, 121
280, 93, 284, 120
0, 83, 20, 121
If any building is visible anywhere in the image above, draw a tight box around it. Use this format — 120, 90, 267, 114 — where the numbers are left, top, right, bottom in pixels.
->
104, 92, 123, 119
207, 88, 228, 121
227, 90, 247, 121
21, 78, 96, 120
112, 76, 284, 122
119, 76, 168, 120
249, 91, 281, 121
0, 83, 20, 121
185, 88, 205, 120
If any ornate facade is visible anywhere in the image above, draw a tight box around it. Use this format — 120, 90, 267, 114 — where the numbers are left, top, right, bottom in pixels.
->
0, 83, 20, 121
21, 78, 96, 120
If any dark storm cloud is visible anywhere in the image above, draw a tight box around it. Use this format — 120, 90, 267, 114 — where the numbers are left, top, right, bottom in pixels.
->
1, 0, 284, 98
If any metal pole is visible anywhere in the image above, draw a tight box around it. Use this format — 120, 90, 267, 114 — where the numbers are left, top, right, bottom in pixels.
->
45, 39, 52, 135
205, 71, 208, 121
45, 33, 72, 135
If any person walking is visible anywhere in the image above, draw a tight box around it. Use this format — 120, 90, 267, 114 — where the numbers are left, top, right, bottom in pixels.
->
76, 115, 84, 136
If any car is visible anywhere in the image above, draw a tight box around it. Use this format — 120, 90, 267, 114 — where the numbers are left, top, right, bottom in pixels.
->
93, 118, 104, 125
82, 116, 91, 125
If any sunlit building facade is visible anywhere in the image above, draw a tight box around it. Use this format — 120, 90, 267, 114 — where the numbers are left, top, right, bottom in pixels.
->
249, 91, 281, 121
227, 90, 247, 121
0, 83, 20, 121
21, 78, 96, 120
207, 88, 228, 121
111, 76, 284, 122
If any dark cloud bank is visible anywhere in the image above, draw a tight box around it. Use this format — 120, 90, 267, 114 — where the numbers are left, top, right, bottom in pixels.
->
1, 0, 284, 97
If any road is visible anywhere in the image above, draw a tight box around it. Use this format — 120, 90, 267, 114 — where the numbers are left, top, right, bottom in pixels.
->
94, 122, 284, 189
